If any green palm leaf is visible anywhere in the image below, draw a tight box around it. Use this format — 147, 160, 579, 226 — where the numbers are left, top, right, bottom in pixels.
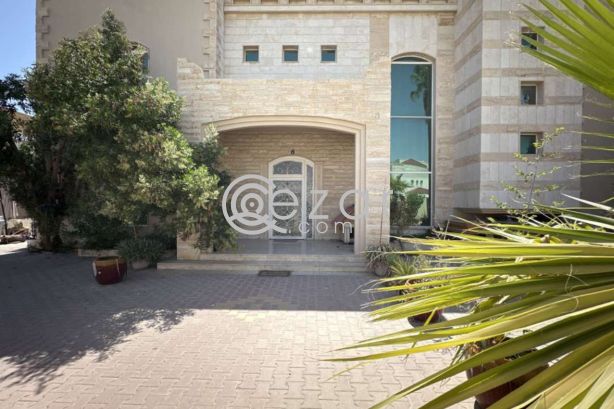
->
334, 1, 614, 407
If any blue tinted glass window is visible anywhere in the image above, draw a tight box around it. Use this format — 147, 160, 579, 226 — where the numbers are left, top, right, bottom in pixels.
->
391, 57, 433, 228
283, 47, 298, 62
321, 46, 336, 62
244, 47, 259, 62
390, 118, 431, 171
391, 64, 432, 117
520, 134, 537, 154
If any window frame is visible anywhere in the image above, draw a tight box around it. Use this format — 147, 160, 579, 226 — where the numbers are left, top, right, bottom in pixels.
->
390, 55, 435, 229
519, 132, 541, 155
520, 83, 538, 105
282, 45, 299, 63
521, 27, 543, 51
320, 45, 337, 63
243, 46, 259, 63
520, 81, 544, 105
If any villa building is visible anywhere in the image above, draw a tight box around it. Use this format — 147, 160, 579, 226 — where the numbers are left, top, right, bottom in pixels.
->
37, 0, 601, 258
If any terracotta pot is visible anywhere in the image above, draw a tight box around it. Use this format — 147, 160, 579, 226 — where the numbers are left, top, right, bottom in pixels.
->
410, 309, 443, 323
92, 256, 127, 285
467, 359, 516, 408
466, 340, 548, 408
402, 280, 443, 323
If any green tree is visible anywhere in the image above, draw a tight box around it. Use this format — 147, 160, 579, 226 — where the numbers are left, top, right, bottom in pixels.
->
2, 11, 222, 250
0, 74, 30, 235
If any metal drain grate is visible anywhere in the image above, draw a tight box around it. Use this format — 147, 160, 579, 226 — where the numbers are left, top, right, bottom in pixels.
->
258, 270, 292, 277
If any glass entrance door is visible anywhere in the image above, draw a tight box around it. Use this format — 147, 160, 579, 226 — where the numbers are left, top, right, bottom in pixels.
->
269, 157, 314, 239
271, 179, 303, 238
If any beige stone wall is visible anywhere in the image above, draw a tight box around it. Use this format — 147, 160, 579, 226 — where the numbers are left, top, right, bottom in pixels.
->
218, 128, 355, 239
37, 0, 209, 87
177, 57, 390, 250
177, 9, 457, 254
224, 13, 370, 79
453, 0, 582, 211
581, 89, 614, 203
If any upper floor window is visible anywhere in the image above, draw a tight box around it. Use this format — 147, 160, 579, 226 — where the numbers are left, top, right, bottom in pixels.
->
520, 81, 543, 105
521, 27, 543, 50
130, 42, 150, 73
520, 133, 541, 155
390, 55, 433, 229
321, 45, 337, 63
283, 45, 299, 62
243, 46, 259, 63
142, 50, 150, 72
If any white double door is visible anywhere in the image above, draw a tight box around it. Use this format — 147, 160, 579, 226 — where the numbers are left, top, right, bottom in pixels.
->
268, 157, 314, 240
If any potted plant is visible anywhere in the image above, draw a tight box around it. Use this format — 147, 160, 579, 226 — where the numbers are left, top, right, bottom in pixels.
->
465, 337, 548, 408
390, 256, 443, 323
365, 244, 397, 277
117, 237, 165, 270
92, 256, 127, 284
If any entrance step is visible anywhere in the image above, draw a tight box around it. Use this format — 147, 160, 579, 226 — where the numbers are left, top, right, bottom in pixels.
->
158, 255, 368, 275
197, 253, 363, 263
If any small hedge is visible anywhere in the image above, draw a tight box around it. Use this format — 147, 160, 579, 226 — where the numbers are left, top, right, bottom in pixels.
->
117, 238, 166, 264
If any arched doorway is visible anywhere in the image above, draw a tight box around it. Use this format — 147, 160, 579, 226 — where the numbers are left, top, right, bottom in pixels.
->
268, 156, 314, 239
211, 115, 367, 254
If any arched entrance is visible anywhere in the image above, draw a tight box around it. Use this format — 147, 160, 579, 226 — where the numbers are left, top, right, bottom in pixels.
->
211, 115, 367, 254
268, 156, 314, 239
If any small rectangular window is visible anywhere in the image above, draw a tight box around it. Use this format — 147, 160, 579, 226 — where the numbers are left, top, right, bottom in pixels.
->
521, 83, 538, 105
321, 45, 337, 63
283, 45, 298, 62
243, 46, 259, 63
521, 81, 544, 105
521, 27, 542, 50
520, 133, 539, 155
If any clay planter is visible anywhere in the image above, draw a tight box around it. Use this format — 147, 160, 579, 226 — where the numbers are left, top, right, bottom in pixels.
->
466, 339, 548, 408
92, 256, 127, 285
409, 309, 443, 323
402, 279, 443, 323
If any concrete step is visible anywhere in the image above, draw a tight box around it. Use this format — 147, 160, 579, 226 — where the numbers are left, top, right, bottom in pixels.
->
158, 259, 368, 275
195, 253, 365, 263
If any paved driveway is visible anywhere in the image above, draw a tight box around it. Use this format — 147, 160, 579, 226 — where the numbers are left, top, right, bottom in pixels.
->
0, 243, 471, 409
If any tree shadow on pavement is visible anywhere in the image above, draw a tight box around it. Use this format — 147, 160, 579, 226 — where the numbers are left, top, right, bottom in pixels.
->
0, 246, 372, 392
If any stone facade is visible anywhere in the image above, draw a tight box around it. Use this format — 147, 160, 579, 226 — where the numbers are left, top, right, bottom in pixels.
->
453, 0, 582, 211
177, 7, 457, 253
223, 14, 370, 79
218, 128, 355, 240
37, 0, 596, 257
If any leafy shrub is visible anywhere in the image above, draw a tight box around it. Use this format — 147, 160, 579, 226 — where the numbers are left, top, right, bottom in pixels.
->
143, 227, 177, 250
69, 214, 130, 250
117, 238, 166, 264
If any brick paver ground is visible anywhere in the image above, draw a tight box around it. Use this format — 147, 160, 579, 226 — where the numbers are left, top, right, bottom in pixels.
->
0, 243, 472, 409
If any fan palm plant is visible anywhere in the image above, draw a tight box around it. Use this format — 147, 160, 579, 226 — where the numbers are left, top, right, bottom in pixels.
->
333, 1, 614, 408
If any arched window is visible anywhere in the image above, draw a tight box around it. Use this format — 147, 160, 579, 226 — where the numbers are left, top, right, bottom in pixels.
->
390, 55, 433, 230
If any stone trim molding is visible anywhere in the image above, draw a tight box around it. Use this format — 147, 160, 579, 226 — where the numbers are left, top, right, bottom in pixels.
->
224, 4, 457, 13
210, 115, 367, 254
36, 0, 51, 62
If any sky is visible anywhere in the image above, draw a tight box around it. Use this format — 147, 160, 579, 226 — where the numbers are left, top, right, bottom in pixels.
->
0, 0, 36, 78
